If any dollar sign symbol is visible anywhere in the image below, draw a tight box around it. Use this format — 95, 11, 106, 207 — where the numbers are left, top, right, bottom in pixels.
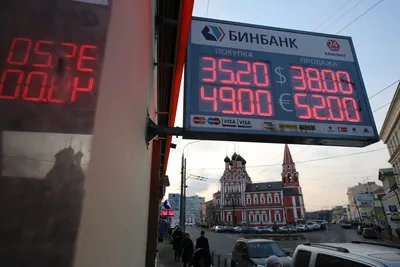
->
275, 66, 287, 85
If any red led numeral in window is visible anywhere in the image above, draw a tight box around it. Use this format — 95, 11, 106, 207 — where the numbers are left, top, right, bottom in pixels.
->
293, 93, 360, 122
200, 86, 273, 117
218, 59, 234, 84
201, 56, 217, 82
291, 66, 354, 94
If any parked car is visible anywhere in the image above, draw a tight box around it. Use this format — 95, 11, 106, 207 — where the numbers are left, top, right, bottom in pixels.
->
292, 241, 400, 267
215, 226, 225, 233
362, 228, 378, 239
231, 238, 291, 267
254, 226, 269, 234
240, 227, 257, 234
296, 224, 306, 231
305, 225, 314, 231
233, 226, 243, 233
224, 226, 234, 233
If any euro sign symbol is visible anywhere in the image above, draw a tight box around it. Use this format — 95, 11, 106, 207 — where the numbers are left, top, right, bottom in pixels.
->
275, 66, 287, 85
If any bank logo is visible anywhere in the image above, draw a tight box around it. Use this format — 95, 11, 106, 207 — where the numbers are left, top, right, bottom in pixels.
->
193, 116, 206, 124
222, 118, 237, 127
207, 117, 221, 125
327, 40, 340, 51
201, 25, 225, 42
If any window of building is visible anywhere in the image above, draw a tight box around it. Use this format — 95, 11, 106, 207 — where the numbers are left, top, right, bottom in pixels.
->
250, 214, 254, 222
315, 253, 369, 267
225, 186, 228, 193
262, 214, 266, 221
216, 199, 220, 204
260, 197, 265, 204
255, 214, 260, 221
254, 197, 258, 204
275, 213, 280, 222
274, 195, 279, 203
247, 197, 251, 204
227, 215, 232, 222
292, 250, 311, 267
267, 196, 272, 204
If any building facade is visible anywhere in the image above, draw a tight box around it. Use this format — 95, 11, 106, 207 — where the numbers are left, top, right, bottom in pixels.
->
380, 82, 400, 186
185, 195, 205, 224
347, 182, 383, 223
212, 144, 306, 226
378, 168, 400, 230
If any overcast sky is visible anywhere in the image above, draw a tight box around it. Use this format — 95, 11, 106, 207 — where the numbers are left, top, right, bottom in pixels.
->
165, 0, 400, 211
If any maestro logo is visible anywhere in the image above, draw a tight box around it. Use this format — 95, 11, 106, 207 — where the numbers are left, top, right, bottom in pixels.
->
327, 40, 340, 51
201, 25, 226, 42
207, 117, 221, 125
192, 116, 206, 124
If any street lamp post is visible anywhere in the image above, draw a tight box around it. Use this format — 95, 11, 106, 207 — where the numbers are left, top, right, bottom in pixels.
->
179, 140, 203, 233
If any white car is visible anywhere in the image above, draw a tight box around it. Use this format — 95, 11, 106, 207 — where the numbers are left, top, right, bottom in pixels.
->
313, 223, 321, 230
296, 224, 306, 231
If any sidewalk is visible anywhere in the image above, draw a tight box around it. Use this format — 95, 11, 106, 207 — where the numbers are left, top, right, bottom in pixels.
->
155, 241, 181, 267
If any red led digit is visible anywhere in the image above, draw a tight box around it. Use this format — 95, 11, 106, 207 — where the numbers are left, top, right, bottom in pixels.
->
306, 68, 322, 92
22, 71, 47, 101
200, 86, 217, 111
77, 45, 97, 72
33, 40, 54, 68
311, 94, 327, 120
60, 43, 78, 70
62, 43, 77, 58
47, 75, 71, 103
336, 71, 353, 94
0, 69, 24, 99
326, 96, 344, 121
321, 69, 338, 93
201, 56, 216, 82
294, 93, 312, 119
290, 66, 306, 90
71, 77, 94, 102
218, 58, 234, 84
343, 97, 360, 122
238, 88, 255, 115
236, 60, 251, 85
255, 90, 272, 116
7, 38, 32, 66
219, 87, 236, 114
252, 62, 269, 87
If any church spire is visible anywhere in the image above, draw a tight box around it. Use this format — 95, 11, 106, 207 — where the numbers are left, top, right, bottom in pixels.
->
283, 144, 294, 164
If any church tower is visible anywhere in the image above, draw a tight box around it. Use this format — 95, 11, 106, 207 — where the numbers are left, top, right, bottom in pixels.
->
281, 144, 299, 187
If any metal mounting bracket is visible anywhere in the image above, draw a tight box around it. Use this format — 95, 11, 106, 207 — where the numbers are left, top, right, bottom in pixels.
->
145, 114, 184, 145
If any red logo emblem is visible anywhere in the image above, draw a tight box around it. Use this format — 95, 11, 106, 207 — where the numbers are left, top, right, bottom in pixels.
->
327, 40, 340, 51
193, 116, 206, 124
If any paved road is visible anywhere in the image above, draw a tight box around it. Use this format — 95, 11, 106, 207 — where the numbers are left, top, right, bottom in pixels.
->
186, 225, 383, 261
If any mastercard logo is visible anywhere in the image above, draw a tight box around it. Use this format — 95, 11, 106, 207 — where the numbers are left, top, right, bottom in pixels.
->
193, 116, 206, 124
207, 117, 221, 125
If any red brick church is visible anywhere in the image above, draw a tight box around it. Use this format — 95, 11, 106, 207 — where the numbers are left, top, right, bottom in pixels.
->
212, 144, 306, 226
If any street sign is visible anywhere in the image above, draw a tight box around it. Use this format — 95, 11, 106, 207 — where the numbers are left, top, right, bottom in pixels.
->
161, 210, 175, 217
379, 214, 385, 220
184, 17, 379, 147
389, 205, 398, 213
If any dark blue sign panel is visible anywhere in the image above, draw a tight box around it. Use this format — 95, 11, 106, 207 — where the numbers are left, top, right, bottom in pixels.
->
184, 17, 379, 147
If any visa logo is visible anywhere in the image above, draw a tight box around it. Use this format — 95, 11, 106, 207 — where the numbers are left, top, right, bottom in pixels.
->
237, 119, 251, 128
222, 118, 236, 127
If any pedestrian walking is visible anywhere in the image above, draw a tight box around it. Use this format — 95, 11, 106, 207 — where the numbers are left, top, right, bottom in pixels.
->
172, 226, 183, 261
195, 230, 210, 252
265, 255, 283, 267
181, 233, 194, 267
191, 248, 212, 267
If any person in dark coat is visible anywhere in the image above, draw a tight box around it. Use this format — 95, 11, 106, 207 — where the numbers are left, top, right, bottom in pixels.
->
181, 233, 195, 267
191, 248, 212, 267
195, 230, 210, 252
172, 227, 183, 261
